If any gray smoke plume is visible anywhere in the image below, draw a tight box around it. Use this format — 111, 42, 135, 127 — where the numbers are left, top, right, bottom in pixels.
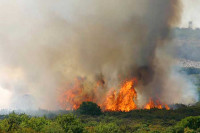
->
0, 0, 198, 110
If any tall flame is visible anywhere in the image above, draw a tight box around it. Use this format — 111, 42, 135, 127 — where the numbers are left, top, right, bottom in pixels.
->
102, 79, 137, 112
59, 78, 170, 111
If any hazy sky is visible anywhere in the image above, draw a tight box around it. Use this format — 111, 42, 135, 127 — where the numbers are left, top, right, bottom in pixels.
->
181, 0, 200, 28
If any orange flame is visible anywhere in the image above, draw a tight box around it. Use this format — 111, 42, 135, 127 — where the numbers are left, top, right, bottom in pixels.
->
102, 79, 137, 112
59, 78, 170, 111
144, 98, 170, 110
59, 78, 97, 110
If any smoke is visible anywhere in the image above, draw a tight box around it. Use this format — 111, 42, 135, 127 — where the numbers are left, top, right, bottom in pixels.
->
0, 0, 198, 110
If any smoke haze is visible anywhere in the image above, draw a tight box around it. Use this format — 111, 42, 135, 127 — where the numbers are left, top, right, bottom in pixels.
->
0, 0, 198, 110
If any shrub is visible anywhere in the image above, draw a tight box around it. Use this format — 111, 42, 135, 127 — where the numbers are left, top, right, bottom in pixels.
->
0, 112, 23, 132
184, 127, 196, 133
164, 127, 176, 133
16, 127, 37, 133
21, 117, 49, 132
94, 122, 121, 133
150, 131, 160, 133
119, 124, 137, 133
56, 114, 84, 133
176, 116, 200, 130
41, 122, 65, 133
175, 126, 185, 133
78, 102, 102, 116
170, 126, 184, 133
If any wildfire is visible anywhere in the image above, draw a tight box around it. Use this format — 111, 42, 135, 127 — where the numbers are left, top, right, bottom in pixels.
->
59, 78, 97, 110
144, 98, 170, 110
102, 79, 137, 112
59, 78, 170, 111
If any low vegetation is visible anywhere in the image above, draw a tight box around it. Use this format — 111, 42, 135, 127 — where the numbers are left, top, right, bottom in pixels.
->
0, 102, 200, 133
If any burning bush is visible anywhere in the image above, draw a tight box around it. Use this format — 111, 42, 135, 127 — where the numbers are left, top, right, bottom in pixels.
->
77, 102, 102, 116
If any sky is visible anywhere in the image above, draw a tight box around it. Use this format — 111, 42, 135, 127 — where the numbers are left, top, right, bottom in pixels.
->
181, 0, 200, 28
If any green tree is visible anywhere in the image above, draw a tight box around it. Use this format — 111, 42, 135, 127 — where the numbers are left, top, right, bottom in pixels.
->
78, 102, 102, 116
94, 122, 121, 133
41, 122, 65, 133
0, 112, 23, 132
